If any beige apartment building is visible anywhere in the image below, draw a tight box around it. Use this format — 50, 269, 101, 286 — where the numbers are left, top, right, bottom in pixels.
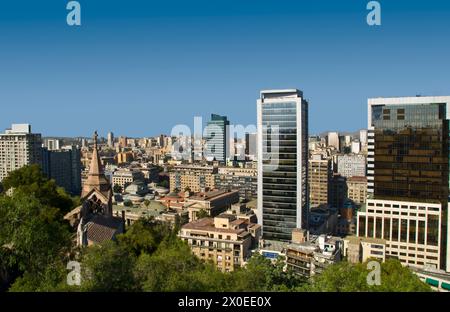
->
185, 189, 240, 221
180, 214, 261, 272
347, 176, 367, 205
308, 155, 331, 208
169, 165, 217, 193
112, 169, 145, 189
343, 235, 386, 264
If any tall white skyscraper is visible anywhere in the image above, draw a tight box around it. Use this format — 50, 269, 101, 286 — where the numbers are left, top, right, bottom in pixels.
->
107, 132, 114, 148
257, 89, 309, 241
0, 124, 43, 182
359, 129, 368, 147
327, 131, 339, 151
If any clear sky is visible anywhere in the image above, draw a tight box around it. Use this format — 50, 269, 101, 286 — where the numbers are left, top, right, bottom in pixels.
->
1, 0, 450, 137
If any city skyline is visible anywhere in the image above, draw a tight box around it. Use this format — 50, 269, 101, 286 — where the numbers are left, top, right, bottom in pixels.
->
2, 0, 450, 137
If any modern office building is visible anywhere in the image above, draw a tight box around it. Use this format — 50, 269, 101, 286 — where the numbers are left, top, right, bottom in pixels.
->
0, 124, 43, 182
308, 154, 331, 208
205, 114, 229, 163
358, 96, 450, 272
257, 89, 309, 241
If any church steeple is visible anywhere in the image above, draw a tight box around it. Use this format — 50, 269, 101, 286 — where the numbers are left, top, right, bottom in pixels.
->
81, 131, 112, 199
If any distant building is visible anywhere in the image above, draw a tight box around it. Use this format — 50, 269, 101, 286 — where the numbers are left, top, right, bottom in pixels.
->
169, 164, 217, 193
44, 138, 61, 151
286, 232, 343, 278
343, 236, 386, 264
346, 176, 367, 206
180, 213, 261, 272
116, 151, 134, 164
330, 174, 347, 209
118, 136, 128, 148
337, 154, 366, 178
308, 155, 331, 208
327, 132, 339, 151
107, 132, 114, 148
205, 114, 229, 163
214, 167, 257, 200
43, 145, 82, 195
359, 129, 368, 147
245, 132, 257, 161
0, 124, 43, 182
185, 189, 240, 222
309, 206, 338, 235
112, 169, 145, 190
351, 140, 361, 154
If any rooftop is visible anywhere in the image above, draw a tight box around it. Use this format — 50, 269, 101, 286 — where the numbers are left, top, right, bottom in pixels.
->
182, 217, 249, 235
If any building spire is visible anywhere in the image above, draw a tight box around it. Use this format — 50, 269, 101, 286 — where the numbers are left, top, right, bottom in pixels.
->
93, 130, 98, 149
81, 131, 111, 198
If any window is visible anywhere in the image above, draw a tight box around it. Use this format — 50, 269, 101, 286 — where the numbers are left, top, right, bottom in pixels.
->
392, 219, 399, 241
427, 215, 439, 246
409, 220, 417, 243
359, 216, 366, 237
375, 217, 382, 239
384, 218, 390, 240
400, 219, 408, 242
368, 217, 374, 237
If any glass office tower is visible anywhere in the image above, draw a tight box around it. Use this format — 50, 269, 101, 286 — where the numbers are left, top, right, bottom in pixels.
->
257, 89, 309, 241
205, 114, 229, 163
358, 96, 450, 272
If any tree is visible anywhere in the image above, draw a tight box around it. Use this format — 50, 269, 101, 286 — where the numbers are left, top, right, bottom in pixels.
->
301, 259, 431, 292
117, 218, 175, 257
0, 191, 72, 290
157, 180, 169, 188
80, 241, 138, 292
1, 165, 75, 214
196, 209, 209, 219
134, 238, 229, 292
8, 259, 78, 292
231, 254, 306, 292
113, 184, 123, 194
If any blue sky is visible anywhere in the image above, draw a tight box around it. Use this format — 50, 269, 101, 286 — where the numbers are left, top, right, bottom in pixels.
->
1, 0, 450, 137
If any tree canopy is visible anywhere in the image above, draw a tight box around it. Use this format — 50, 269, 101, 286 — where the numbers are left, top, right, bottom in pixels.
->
300, 259, 431, 292
1, 164, 76, 214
